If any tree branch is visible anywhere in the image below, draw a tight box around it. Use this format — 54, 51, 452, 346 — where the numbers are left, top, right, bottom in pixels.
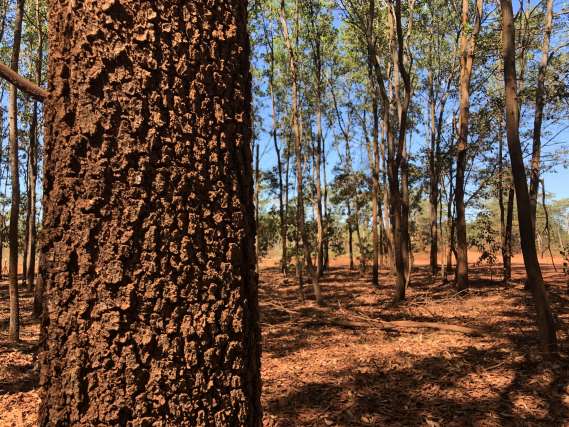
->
0, 61, 47, 101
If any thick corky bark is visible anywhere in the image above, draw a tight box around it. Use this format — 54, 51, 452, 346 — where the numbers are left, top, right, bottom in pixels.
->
39, 1, 262, 425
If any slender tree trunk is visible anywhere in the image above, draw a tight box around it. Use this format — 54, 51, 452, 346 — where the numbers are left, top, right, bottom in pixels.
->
322, 142, 330, 272
39, 1, 262, 423
499, 128, 514, 282
444, 134, 456, 283
30, 0, 42, 316
347, 200, 354, 270
279, 0, 321, 303
367, 108, 380, 288
365, 38, 381, 288
428, 74, 439, 276
23, 151, 30, 290
388, 0, 414, 304
354, 203, 366, 274
500, 0, 557, 355
455, 0, 483, 290
262, 18, 287, 277
400, 136, 411, 292
504, 186, 515, 281
313, 110, 325, 278
255, 142, 260, 272
7, 0, 25, 343
529, 0, 554, 235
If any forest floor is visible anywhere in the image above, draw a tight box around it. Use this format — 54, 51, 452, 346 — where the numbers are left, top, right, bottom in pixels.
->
1, 258, 569, 426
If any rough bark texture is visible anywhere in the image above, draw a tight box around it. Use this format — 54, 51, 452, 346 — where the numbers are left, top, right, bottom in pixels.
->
500, 0, 557, 355
39, 1, 262, 425
7, 0, 25, 343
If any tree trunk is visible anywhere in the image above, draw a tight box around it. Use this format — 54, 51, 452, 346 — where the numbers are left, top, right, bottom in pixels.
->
39, 1, 262, 424
428, 71, 438, 275
262, 18, 287, 277
313, 118, 325, 278
500, 0, 557, 355
347, 200, 354, 270
499, 128, 514, 282
455, 0, 483, 291
23, 157, 30, 290
354, 203, 366, 274
529, 0, 554, 235
366, 106, 380, 288
7, 0, 25, 343
29, 0, 42, 309
279, 0, 321, 304
255, 142, 260, 273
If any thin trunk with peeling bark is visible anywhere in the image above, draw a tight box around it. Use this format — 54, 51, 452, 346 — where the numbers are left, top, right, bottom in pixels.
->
8, 0, 25, 343
279, 0, 321, 303
529, 0, 554, 235
455, 0, 483, 290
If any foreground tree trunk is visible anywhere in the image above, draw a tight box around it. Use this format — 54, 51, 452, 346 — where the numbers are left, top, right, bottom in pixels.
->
7, 0, 25, 343
39, 1, 262, 424
500, 0, 557, 355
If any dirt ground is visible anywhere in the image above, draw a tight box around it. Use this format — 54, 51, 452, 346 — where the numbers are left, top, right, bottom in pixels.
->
1, 256, 568, 426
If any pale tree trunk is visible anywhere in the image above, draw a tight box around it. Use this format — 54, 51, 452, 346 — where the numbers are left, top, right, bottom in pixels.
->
500, 0, 557, 356
313, 112, 325, 278
307, 4, 325, 278
39, 1, 262, 423
388, 0, 414, 303
23, 157, 29, 289
455, 0, 483, 290
529, 0, 554, 235
347, 200, 354, 270
444, 116, 457, 283
279, 0, 321, 304
8, 0, 25, 343
262, 19, 287, 276
428, 70, 438, 275
31, 0, 43, 317
354, 203, 366, 274
363, 5, 381, 288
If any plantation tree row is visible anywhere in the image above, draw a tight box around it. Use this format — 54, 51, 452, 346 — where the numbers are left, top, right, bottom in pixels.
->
0, 0, 565, 424
249, 0, 568, 354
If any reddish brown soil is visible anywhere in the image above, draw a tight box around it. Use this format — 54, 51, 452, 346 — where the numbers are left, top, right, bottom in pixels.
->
2, 258, 569, 426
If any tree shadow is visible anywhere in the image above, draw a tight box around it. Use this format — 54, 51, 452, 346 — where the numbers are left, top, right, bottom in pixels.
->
261, 262, 569, 425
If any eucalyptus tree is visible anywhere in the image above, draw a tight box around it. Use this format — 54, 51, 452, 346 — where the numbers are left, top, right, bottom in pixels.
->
278, 0, 322, 303
7, 0, 26, 342
415, 0, 460, 276
500, 0, 557, 356
455, 0, 484, 291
